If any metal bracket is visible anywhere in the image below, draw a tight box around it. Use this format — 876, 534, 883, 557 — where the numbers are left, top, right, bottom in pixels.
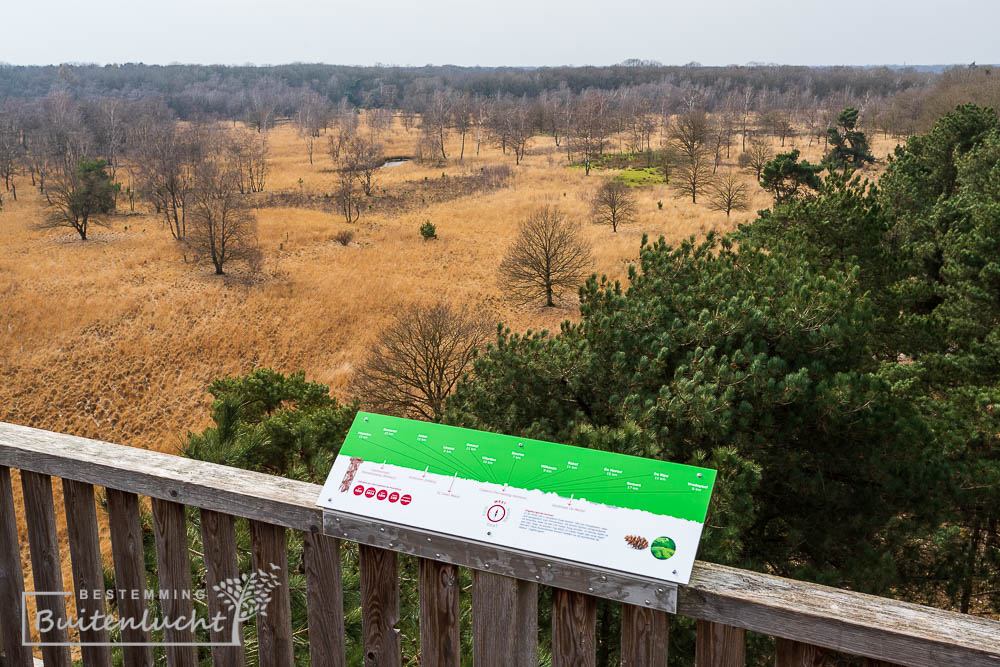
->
322, 509, 678, 613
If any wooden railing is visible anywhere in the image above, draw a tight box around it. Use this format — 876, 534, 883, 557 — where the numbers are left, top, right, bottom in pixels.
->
0, 422, 998, 667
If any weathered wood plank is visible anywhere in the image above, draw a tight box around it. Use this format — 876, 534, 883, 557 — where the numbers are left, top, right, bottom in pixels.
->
472, 570, 537, 667
696, 620, 745, 667
552, 588, 596, 667
303, 532, 346, 667
62, 479, 112, 667
249, 520, 294, 667
105, 488, 154, 666
418, 558, 460, 667
359, 544, 400, 667
775, 638, 826, 666
621, 603, 669, 666
200, 509, 245, 667
678, 562, 1000, 667
20, 470, 71, 666
151, 497, 197, 667
0, 422, 322, 532
863, 661, 905, 667
0, 466, 33, 667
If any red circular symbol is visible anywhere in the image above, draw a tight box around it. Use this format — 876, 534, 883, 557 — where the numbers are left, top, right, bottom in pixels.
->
364, 487, 377, 498
388, 492, 400, 503
400, 494, 412, 506
487, 504, 506, 522
376, 490, 388, 501
353, 485, 365, 496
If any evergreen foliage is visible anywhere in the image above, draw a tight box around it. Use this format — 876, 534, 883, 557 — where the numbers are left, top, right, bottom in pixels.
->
759, 149, 823, 203
822, 107, 875, 172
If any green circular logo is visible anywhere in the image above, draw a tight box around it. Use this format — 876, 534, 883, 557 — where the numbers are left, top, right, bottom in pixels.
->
650, 536, 676, 560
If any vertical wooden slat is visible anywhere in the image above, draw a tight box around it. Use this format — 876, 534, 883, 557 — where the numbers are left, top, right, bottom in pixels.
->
106, 488, 153, 666
20, 470, 71, 666
418, 558, 460, 667
249, 520, 294, 667
151, 497, 197, 667
775, 638, 826, 666
0, 467, 32, 667
62, 479, 112, 667
551, 588, 596, 667
696, 620, 745, 667
303, 532, 346, 667
774, 638, 826, 666
472, 570, 537, 667
200, 509, 245, 667
621, 603, 669, 666
358, 544, 400, 667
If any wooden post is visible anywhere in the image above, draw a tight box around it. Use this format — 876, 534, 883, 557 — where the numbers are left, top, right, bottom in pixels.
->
303, 532, 346, 667
418, 558, 460, 667
696, 619, 745, 667
201, 509, 246, 667
20, 470, 71, 666
472, 570, 537, 667
775, 638, 826, 666
0, 467, 32, 667
62, 479, 112, 667
151, 497, 198, 667
359, 544, 401, 667
552, 588, 596, 667
106, 488, 154, 666
621, 603, 669, 666
249, 520, 294, 667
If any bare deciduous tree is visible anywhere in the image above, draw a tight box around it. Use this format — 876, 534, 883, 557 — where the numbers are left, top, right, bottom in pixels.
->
570, 92, 611, 175
591, 180, 637, 232
186, 159, 259, 275
422, 90, 453, 161
740, 138, 774, 181
40, 158, 118, 240
355, 302, 493, 421
341, 135, 383, 197
499, 206, 593, 307
228, 129, 268, 194
706, 170, 750, 217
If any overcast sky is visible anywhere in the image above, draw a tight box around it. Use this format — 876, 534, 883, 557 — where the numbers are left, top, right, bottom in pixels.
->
3, 0, 997, 68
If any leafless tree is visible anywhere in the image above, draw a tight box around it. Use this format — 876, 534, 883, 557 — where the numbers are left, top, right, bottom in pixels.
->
451, 93, 474, 161
39, 158, 117, 240
506, 97, 534, 165
355, 302, 493, 421
341, 134, 383, 197
366, 107, 392, 140
186, 158, 259, 275
422, 90, 453, 160
228, 129, 268, 193
133, 121, 201, 239
739, 138, 773, 181
670, 110, 715, 203
0, 115, 21, 201
295, 90, 329, 165
591, 180, 637, 232
499, 206, 593, 307
570, 92, 611, 175
739, 86, 755, 151
706, 170, 750, 217
672, 148, 714, 203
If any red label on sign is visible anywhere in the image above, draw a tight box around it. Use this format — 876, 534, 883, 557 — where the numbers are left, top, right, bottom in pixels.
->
364, 487, 377, 498
388, 492, 400, 503
353, 485, 365, 496
400, 494, 412, 506
376, 490, 388, 501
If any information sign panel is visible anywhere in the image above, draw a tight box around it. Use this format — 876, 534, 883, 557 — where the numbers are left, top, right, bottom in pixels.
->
318, 412, 716, 584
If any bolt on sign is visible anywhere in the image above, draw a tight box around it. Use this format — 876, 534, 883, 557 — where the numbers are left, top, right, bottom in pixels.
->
318, 412, 716, 584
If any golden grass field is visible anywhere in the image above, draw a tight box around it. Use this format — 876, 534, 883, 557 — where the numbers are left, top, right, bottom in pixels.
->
0, 116, 898, 456
0, 117, 898, 636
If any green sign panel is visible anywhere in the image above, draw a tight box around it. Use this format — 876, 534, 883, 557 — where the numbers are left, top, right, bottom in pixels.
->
319, 413, 716, 584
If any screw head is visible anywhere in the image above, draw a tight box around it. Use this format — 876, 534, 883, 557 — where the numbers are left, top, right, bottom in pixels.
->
379, 527, 385, 532
600, 575, 607, 582
588, 587, 594, 592
644, 599, 651, 605
657, 588, 664, 594
484, 564, 490, 569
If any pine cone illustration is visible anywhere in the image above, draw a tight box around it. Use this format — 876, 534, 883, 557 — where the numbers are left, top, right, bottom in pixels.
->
625, 535, 649, 550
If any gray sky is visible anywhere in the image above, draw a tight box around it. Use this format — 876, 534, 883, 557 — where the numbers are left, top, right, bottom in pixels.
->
2, 0, 997, 68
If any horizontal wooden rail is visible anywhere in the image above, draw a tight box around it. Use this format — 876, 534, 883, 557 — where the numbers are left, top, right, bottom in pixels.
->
1, 422, 999, 667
